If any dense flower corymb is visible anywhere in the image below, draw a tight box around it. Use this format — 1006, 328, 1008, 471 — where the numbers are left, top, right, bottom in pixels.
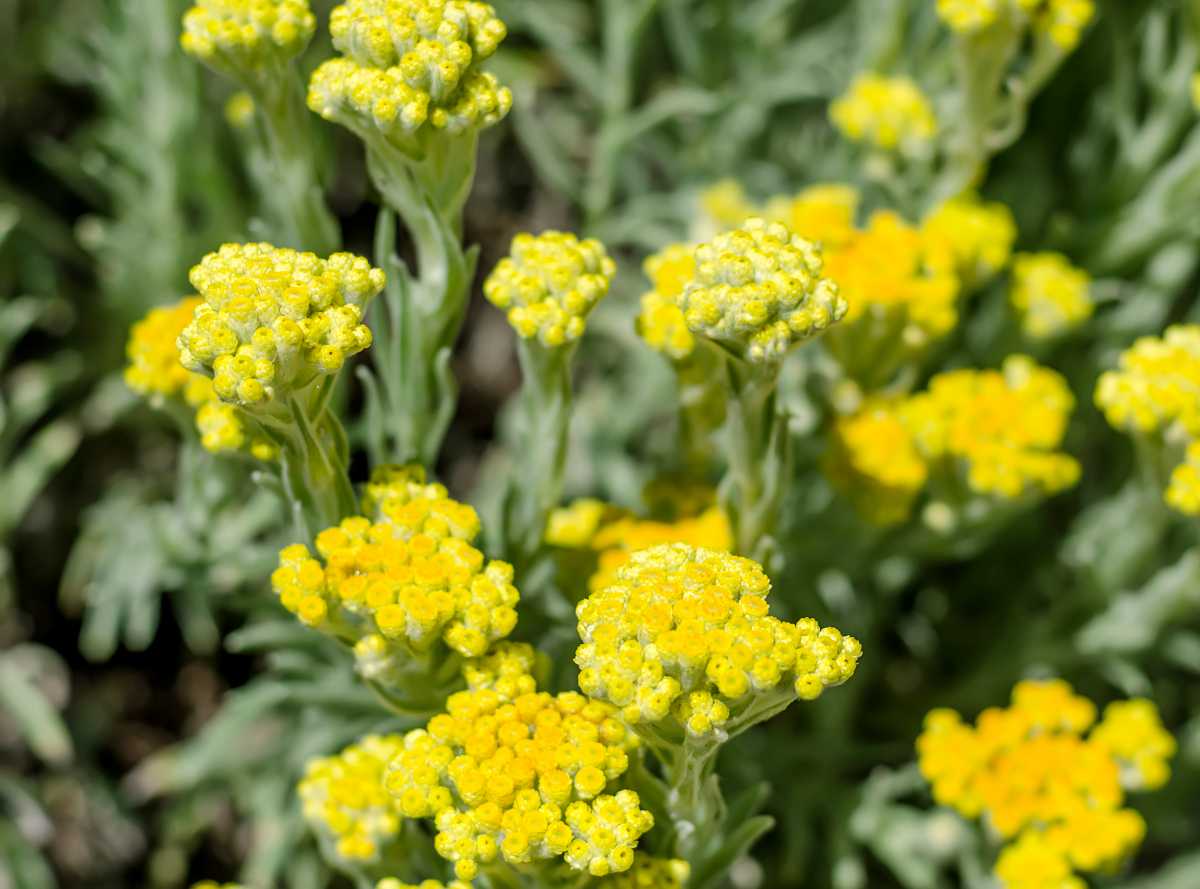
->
300, 734, 405, 863
360, 463, 482, 542
181, 0, 316, 77
827, 401, 929, 526
917, 680, 1173, 889
1010, 251, 1092, 339
383, 660, 652, 879
676, 218, 846, 363
901, 356, 1079, 499
308, 0, 512, 145
576, 544, 861, 737
829, 73, 937, 154
178, 243, 384, 408
484, 231, 617, 347
1095, 325, 1200, 437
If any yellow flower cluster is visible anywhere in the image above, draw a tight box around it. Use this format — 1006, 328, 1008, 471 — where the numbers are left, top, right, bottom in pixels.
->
484, 231, 617, 347
125, 297, 276, 459
576, 544, 861, 737
271, 509, 519, 658
829, 74, 937, 154
676, 219, 846, 363
935, 0, 1094, 50
921, 194, 1017, 286
1165, 441, 1200, 515
300, 734, 405, 863
360, 464, 483, 542
178, 243, 384, 409
308, 0, 512, 144
1096, 325, 1200, 438
181, 0, 315, 78
824, 210, 961, 344
377, 881, 470, 889
827, 402, 929, 526
384, 668, 651, 879
604, 855, 691, 889
901, 356, 1079, 499
636, 244, 697, 361
1010, 252, 1092, 339
917, 680, 1173, 889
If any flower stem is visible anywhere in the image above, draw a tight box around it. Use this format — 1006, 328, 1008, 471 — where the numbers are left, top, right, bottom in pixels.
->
252, 67, 340, 255
718, 357, 789, 572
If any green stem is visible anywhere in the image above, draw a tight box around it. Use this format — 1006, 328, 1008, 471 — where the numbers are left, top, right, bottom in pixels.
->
365, 140, 479, 466
661, 737, 724, 863
718, 357, 789, 572
252, 67, 340, 255
509, 340, 574, 573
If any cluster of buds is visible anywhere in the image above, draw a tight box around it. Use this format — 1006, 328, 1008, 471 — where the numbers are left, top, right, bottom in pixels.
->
1010, 252, 1093, 339
829, 74, 938, 155
484, 231, 617, 348
178, 243, 384, 410
917, 680, 1173, 889
1095, 325, 1200, 516
181, 0, 316, 80
575, 544, 861, 738
308, 0, 512, 150
125, 297, 275, 459
936, 0, 1096, 52
676, 219, 846, 363
382, 651, 652, 879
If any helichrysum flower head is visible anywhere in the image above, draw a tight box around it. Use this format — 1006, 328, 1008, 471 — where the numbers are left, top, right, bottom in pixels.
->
384, 672, 651, 879
484, 232, 617, 347
360, 463, 482, 541
1032, 0, 1095, 51
676, 218, 846, 363
824, 210, 961, 346
545, 499, 613, 549
762, 183, 861, 250
181, 0, 316, 80
1010, 252, 1092, 339
575, 544, 861, 737
826, 401, 929, 526
178, 243, 384, 409
1090, 699, 1177, 791
829, 74, 937, 155
935, 0, 1093, 50
921, 194, 1017, 287
900, 356, 1080, 499
917, 680, 1171, 889
1165, 441, 1200, 515
1095, 325, 1200, 438
308, 0, 512, 147
636, 243, 698, 361
585, 507, 732, 594
300, 734, 405, 863
936, 0, 1004, 33
271, 508, 519, 659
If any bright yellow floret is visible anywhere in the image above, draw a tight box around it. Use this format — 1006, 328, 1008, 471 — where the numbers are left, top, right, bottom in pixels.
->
545, 499, 613, 549
676, 218, 846, 363
922, 194, 1017, 287
637, 243, 698, 361
1090, 698, 1177, 791
125, 298, 206, 402
1095, 325, 1200, 438
377, 881, 471, 889
181, 0, 315, 78
360, 464, 482, 542
308, 0, 512, 145
762, 183, 861, 250
936, 0, 1003, 33
586, 507, 732, 593
824, 210, 961, 343
178, 243, 384, 409
271, 508, 519, 659
827, 401, 929, 525
384, 671, 651, 880
483, 231, 617, 347
299, 734, 405, 864
1010, 252, 1092, 339
901, 356, 1079, 499
917, 680, 1171, 889
1166, 441, 1200, 515
1032, 0, 1094, 51
829, 74, 937, 154
576, 544, 861, 736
